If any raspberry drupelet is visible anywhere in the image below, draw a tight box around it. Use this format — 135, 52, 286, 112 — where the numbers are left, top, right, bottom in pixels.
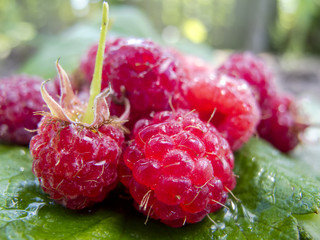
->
0, 75, 57, 145
119, 109, 236, 227
30, 3, 128, 209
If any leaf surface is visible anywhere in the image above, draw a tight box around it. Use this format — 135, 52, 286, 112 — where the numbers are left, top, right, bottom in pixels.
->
0, 137, 319, 239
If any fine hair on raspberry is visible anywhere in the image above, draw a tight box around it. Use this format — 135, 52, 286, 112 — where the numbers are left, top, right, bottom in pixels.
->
119, 109, 236, 227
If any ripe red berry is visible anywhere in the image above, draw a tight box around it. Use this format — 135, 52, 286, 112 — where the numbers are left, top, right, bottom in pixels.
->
119, 109, 236, 227
30, 115, 124, 209
30, 4, 128, 209
168, 50, 214, 110
218, 52, 309, 152
182, 72, 260, 151
81, 38, 185, 129
0, 75, 57, 145
29, 62, 128, 209
217, 52, 276, 107
257, 94, 308, 152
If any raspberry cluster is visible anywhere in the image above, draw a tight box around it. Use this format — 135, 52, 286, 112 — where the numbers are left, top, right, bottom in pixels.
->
218, 52, 308, 152
1, 3, 309, 228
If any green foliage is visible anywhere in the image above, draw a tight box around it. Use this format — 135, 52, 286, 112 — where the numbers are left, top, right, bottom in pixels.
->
272, 0, 320, 55
19, 23, 100, 79
0, 138, 319, 239
18, 5, 164, 79
2, 2, 320, 239
0, 0, 76, 59
19, 4, 214, 79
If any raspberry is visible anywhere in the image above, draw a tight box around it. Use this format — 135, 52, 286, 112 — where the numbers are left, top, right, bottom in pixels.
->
218, 52, 308, 152
91, 38, 184, 129
182, 72, 260, 151
257, 94, 308, 152
30, 3, 128, 209
30, 115, 124, 209
217, 52, 277, 106
119, 109, 236, 227
168, 49, 214, 110
0, 75, 57, 145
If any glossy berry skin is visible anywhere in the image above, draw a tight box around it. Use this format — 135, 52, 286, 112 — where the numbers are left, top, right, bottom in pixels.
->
257, 94, 308, 153
0, 75, 56, 145
119, 109, 236, 227
183, 72, 260, 151
217, 52, 276, 107
30, 116, 124, 209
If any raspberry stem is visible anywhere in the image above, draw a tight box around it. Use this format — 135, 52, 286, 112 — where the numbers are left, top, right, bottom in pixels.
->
82, 2, 109, 124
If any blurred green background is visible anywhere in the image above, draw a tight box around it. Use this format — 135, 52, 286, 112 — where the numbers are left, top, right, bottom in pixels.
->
0, 0, 320, 78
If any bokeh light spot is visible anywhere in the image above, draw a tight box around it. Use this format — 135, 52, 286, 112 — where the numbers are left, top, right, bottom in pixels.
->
182, 18, 207, 43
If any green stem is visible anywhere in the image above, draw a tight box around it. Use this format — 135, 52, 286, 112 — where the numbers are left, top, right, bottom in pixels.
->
82, 2, 109, 124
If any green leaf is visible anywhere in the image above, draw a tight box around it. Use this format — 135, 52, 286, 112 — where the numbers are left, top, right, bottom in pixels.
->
295, 213, 320, 240
8, 4, 320, 238
19, 23, 100, 79
0, 136, 319, 239
210, 138, 320, 239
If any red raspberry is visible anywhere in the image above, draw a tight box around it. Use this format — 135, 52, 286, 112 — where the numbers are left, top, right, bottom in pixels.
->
30, 62, 127, 209
83, 38, 185, 129
168, 49, 214, 110
167, 50, 260, 150
218, 52, 308, 152
182, 72, 260, 151
0, 75, 57, 145
257, 94, 308, 152
30, 5, 128, 209
119, 109, 236, 227
217, 52, 277, 107
30, 115, 124, 209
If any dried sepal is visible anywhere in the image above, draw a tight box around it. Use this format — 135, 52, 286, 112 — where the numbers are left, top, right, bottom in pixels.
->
40, 80, 70, 122
40, 63, 117, 129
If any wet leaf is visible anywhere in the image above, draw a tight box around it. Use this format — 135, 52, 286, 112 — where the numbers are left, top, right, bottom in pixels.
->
0, 136, 319, 239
